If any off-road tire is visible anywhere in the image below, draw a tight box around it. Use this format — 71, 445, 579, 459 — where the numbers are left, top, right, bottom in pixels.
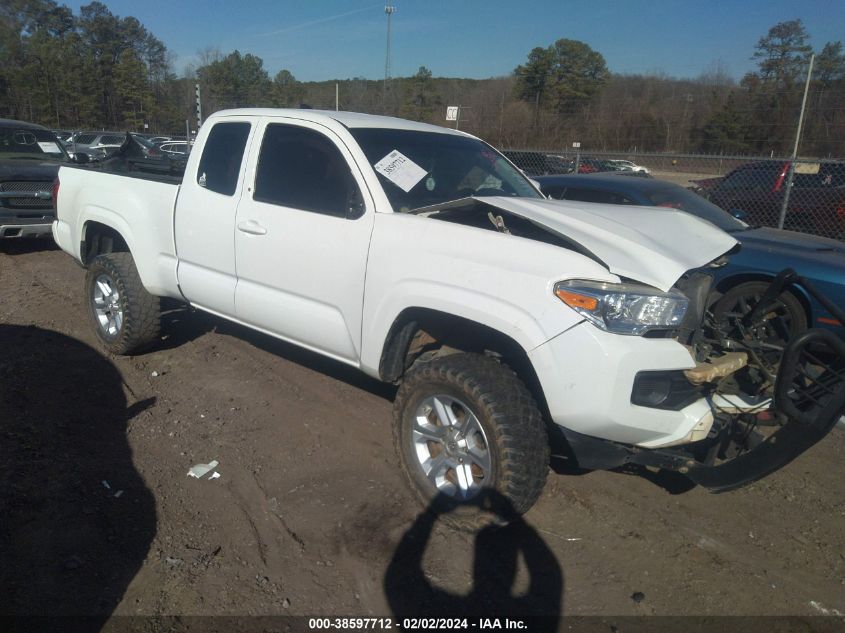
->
85, 252, 160, 355
393, 353, 549, 529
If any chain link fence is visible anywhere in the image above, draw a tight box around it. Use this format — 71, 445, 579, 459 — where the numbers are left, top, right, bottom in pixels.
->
500, 149, 845, 241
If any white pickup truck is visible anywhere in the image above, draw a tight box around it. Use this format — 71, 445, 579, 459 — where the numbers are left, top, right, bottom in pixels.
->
53, 109, 844, 525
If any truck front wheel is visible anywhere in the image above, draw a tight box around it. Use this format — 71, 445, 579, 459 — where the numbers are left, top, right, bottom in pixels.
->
85, 253, 161, 355
393, 353, 549, 528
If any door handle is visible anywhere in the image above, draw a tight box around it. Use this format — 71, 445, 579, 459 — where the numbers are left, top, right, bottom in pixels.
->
237, 220, 267, 236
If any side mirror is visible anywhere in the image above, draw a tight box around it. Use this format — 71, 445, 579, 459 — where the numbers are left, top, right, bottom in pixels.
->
347, 197, 365, 220
730, 208, 748, 221
73, 152, 90, 164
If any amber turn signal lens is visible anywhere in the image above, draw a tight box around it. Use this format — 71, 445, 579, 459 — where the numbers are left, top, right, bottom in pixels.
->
555, 289, 599, 311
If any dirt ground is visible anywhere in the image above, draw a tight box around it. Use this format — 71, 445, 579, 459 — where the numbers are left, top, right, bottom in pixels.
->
1, 240, 844, 626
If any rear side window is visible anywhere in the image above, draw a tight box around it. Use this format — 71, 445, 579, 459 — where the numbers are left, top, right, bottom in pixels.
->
197, 122, 251, 196
793, 163, 845, 188
253, 124, 361, 218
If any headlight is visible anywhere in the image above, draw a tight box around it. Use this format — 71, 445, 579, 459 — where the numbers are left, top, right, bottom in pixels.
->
555, 280, 688, 336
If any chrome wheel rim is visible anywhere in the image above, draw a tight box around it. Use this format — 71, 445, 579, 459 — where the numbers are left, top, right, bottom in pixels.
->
92, 274, 123, 337
411, 394, 492, 500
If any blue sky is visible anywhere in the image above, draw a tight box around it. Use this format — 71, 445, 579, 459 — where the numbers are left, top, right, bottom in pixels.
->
62, 0, 845, 81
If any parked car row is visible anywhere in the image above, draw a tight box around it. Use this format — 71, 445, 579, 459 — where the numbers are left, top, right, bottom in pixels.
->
51, 130, 195, 161
502, 150, 650, 177
1, 120, 191, 243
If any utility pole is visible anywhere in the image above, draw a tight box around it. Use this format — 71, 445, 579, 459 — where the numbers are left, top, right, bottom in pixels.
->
777, 54, 814, 230
791, 54, 814, 159
383, 3, 396, 111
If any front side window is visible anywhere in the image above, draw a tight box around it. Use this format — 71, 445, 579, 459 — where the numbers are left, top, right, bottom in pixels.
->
793, 163, 845, 188
254, 124, 361, 218
196, 122, 251, 196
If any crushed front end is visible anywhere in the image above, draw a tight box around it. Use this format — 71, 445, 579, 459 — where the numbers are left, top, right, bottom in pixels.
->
556, 267, 845, 492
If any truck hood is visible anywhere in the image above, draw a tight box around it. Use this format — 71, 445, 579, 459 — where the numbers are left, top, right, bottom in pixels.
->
478, 196, 738, 292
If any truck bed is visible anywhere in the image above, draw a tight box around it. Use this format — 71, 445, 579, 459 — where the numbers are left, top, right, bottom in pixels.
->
76, 155, 185, 185
54, 165, 182, 298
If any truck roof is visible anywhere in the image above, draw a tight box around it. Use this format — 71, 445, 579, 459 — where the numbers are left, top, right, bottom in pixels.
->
207, 108, 468, 137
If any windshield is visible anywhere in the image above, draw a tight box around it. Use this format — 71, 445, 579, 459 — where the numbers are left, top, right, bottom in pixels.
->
0, 125, 70, 161
647, 186, 748, 232
349, 128, 541, 212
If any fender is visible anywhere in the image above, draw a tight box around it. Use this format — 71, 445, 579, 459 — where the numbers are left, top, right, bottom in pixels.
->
359, 212, 616, 376
80, 208, 136, 259
78, 207, 178, 298
59, 166, 181, 298
362, 278, 568, 378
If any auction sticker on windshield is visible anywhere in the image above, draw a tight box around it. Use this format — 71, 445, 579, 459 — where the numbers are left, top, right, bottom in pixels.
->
37, 142, 61, 154
374, 150, 427, 192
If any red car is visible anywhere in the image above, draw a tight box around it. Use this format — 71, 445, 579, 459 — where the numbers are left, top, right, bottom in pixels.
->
692, 160, 845, 240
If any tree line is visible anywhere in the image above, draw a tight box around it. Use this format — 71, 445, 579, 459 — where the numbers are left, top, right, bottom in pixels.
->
1, 1, 843, 157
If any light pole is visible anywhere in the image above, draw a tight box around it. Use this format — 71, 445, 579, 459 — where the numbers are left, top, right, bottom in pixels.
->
383, 3, 396, 110
777, 54, 815, 230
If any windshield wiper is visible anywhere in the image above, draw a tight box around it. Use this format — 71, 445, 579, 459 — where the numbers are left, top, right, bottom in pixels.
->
407, 196, 478, 216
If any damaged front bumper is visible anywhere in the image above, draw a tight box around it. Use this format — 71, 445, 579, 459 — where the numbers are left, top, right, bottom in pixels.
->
553, 269, 845, 492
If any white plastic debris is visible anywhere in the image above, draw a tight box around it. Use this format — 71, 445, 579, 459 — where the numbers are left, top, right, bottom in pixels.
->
809, 601, 843, 616
114, 490, 124, 498
101, 480, 111, 490
151, 370, 159, 377
209, 472, 221, 480
187, 460, 219, 479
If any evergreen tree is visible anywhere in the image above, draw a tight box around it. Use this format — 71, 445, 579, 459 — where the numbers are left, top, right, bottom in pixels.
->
698, 93, 753, 153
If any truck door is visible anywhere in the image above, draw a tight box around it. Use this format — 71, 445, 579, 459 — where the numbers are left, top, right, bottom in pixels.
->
233, 118, 375, 364
174, 118, 254, 314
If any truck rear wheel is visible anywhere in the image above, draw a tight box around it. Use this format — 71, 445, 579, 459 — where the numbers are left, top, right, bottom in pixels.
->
393, 353, 549, 529
85, 252, 160, 355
